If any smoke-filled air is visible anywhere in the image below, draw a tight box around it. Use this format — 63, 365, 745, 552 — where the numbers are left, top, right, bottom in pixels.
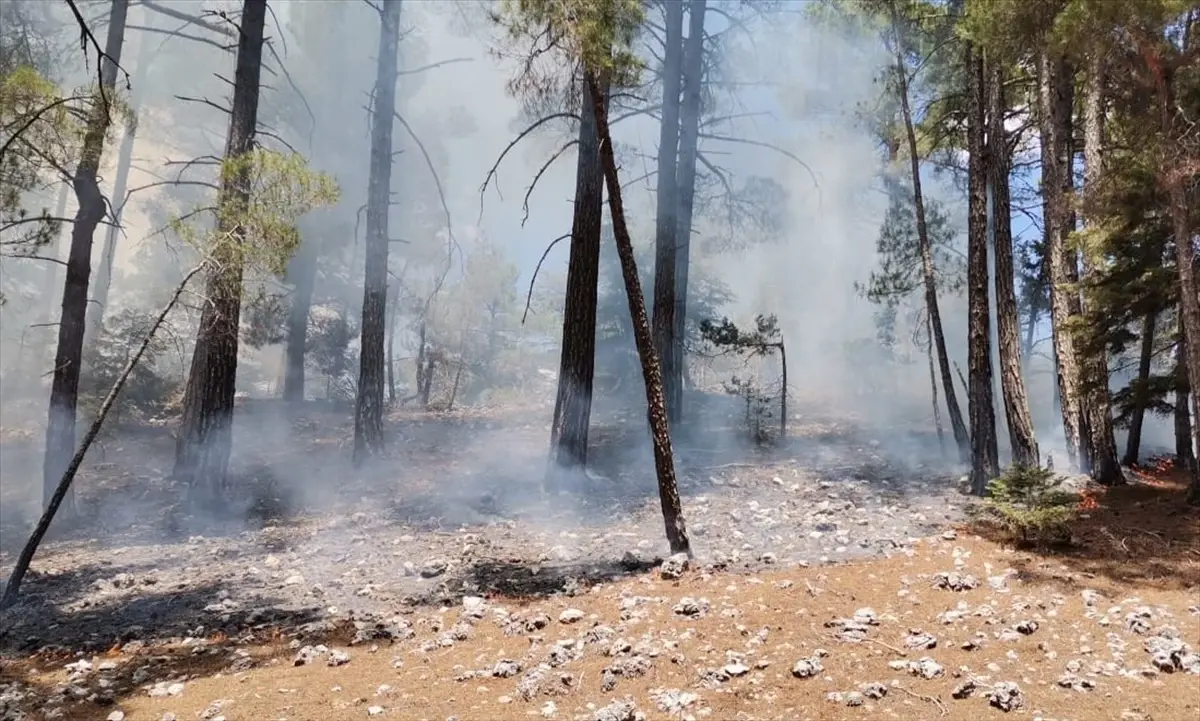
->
1, 0, 1198, 718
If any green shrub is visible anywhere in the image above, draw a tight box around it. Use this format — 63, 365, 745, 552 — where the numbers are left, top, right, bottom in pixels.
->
967, 464, 1079, 545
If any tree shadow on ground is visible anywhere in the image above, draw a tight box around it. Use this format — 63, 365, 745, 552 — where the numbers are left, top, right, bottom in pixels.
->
422, 555, 663, 605
973, 470, 1200, 592
0, 563, 323, 655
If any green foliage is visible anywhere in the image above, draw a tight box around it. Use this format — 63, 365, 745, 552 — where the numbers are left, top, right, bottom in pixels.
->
492, 0, 646, 84
306, 306, 358, 402
699, 313, 782, 353
172, 149, 339, 273
79, 308, 181, 423
968, 464, 1080, 544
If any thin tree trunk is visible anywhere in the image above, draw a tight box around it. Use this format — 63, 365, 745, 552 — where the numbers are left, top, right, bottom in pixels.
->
588, 73, 690, 556
43, 0, 129, 514
652, 0, 684, 425
988, 61, 1039, 468
1038, 50, 1085, 472
1123, 312, 1156, 466
1079, 53, 1123, 484
889, 3, 969, 461
548, 80, 604, 476
352, 0, 402, 465
1, 264, 204, 612
173, 0, 266, 502
926, 310, 946, 454
282, 243, 316, 402
387, 277, 401, 403
967, 48, 999, 494
35, 184, 70, 355
670, 0, 706, 423
778, 339, 787, 440
88, 6, 152, 343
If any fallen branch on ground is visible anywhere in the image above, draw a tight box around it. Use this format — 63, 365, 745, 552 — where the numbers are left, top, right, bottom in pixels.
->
0, 262, 206, 611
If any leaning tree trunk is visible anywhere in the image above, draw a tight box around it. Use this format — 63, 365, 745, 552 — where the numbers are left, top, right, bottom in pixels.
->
651, 0, 684, 425
588, 72, 691, 557
966, 48, 999, 494
88, 6, 152, 344
889, 5, 969, 462
547, 80, 605, 477
925, 310, 946, 454
1038, 50, 1086, 472
1124, 311, 1157, 466
282, 242, 317, 402
352, 0, 402, 465
669, 0, 707, 422
172, 0, 266, 502
988, 62, 1039, 469
1078, 54, 1123, 484
42, 0, 129, 514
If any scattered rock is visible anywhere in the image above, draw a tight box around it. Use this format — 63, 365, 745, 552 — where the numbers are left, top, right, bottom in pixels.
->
951, 680, 976, 699
558, 609, 585, 624
660, 553, 690, 580
988, 682, 1024, 712
932, 572, 979, 591
791, 657, 823, 679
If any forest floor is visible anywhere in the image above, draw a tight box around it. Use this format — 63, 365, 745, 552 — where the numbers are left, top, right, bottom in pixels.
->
0, 397, 1198, 720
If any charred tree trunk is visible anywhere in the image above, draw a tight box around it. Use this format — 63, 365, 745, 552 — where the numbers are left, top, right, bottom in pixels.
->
1079, 55, 1123, 484
88, 8, 152, 343
890, 5, 969, 461
352, 0, 401, 465
172, 0, 266, 501
926, 310, 946, 454
651, 0, 684, 425
1038, 51, 1086, 472
43, 0, 129, 513
988, 62, 1039, 469
282, 243, 317, 402
1123, 312, 1157, 466
548, 80, 604, 476
1175, 335, 1197, 479
967, 48, 999, 494
588, 73, 690, 556
670, 0, 706, 421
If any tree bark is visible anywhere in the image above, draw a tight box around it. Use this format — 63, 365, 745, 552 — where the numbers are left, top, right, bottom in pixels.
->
88, 6, 152, 343
172, 0, 266, 502
548, 80, 604, 475
1123, 312, 1156, 466
651, 0, 684, 425
967, 48, 999, 494
2, 264, 204, 612
1175, 334, 1197, 481
925, 310, 946, 454
1038, 50, 1086, 472
282, 243, 316, 402
387, 276, 401, 404
43, 0, 129, 514
988, 62, 1039, 469
1078, 53, 1123, 484
352, 0, 402, 465
670, 0, 707, 422
588, 73, 691, 556
889, 4, 969, 462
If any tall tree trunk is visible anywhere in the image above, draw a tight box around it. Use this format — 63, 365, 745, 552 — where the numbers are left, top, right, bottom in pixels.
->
88, 7, 152, 343
387, 277, 401, 404
1175, 335, 1196, 479
1169, 184, 1200, 502
172, 0, 266, 501
548, 81, 604, 475
352, 0, 401, 465
282, 243, 317, 402
1123, 312, 1156, 466
43, 0, 129, 514
889, 4, 969, 461
967, 48, 999, 494
1038, 50, 1086, 472
1078, 54, 1123, 484
988, 62, 1039, 469
670, 0, 706, 421
588, 73, 690, 556
651, 0, 684, 425
926, 310, 946, 454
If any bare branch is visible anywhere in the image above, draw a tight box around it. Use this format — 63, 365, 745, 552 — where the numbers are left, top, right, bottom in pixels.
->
126, 23, 234, 52
522, 232, 571, 324
0, 95, 89, 164
699, 132, 822, 206
397, 57, 474, 76
477, 112, 577, 224
522, 140, 578, 227
174, 95, 232, 115
142, 1, 234, 38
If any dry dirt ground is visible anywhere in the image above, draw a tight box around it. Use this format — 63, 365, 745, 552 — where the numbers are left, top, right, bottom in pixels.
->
1, 401, 1198, 721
